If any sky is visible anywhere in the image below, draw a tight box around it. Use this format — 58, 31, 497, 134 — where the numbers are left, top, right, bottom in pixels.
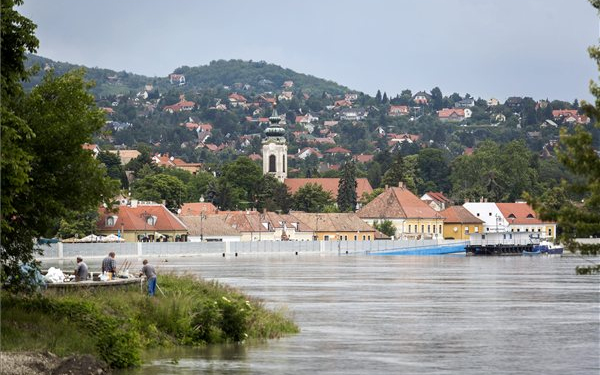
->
18, 0, 599, 102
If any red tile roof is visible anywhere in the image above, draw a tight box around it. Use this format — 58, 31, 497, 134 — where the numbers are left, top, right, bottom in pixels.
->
325, 146, 351, 154
357, 186, 441, 219
284, 178, 373, 199
97, 203, 187, 232
353, 154, 374, 163
438, 108, 465, 118
495, 202, 549, 225
440, 206, 483, 224
425, 192, 451, 204
179, 202, 218, 215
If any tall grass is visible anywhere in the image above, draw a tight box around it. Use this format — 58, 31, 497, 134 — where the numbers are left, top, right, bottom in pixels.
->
0, 273, 299, 369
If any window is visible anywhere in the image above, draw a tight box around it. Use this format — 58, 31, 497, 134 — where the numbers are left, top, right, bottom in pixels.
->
354, 235, 357, 241
421, 225, 424, 233
439, 225, 442, 234
489, 212, 492, 216
362, 235, 366, 240
269, 155, 276, 172
324, 235, 330, 241
106, 216, 115, 226
427, 225, 431, 233
474, 226, 479, 233
465, 227, 470, 234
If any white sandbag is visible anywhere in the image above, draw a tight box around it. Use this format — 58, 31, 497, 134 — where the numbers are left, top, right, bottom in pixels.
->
44, 267, 65, 283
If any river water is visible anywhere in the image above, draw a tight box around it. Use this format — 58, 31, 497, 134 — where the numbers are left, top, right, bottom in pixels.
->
103, 254, 599, 375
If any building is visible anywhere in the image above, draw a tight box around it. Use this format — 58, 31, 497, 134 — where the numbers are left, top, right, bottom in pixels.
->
357, 183, 444, 240
421, 192, 452, 211
96, 201, 188, 242
462, 201, 556, 239
440, 206, 484, 240
179, 214, 241, 242
262, 110, 287, 182
291, 212, 377, 241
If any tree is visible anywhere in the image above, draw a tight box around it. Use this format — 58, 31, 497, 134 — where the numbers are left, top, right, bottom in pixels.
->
337, 160, 357, 212
381, 151, 406, 188
220, 156, 263, 206
97, 150, 127, 188
531, 0, 600, 274
255, 174, 292, 213
131, 173, 186, 212
417, 148, 451, 194
373, 219, 396, 238
292, 183, 334, 213
2, 41, 119, 292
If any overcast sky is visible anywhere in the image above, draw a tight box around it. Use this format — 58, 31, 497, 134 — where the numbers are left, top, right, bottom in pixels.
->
19, 0, 599, 102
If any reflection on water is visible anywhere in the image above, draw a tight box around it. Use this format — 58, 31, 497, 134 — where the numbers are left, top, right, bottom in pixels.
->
53, 254, 599, 375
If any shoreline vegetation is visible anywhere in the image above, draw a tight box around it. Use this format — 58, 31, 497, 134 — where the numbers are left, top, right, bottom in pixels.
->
0, 274, 299, 372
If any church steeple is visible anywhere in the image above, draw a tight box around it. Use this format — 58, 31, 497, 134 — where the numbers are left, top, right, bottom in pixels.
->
262, 108, 287, 182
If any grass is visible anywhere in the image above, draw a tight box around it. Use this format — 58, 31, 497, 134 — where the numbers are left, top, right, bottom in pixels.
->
0, 273, 299, 369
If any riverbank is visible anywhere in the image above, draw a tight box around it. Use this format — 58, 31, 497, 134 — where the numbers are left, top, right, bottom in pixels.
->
0, 351, 109, 375
1, 273, 299, 370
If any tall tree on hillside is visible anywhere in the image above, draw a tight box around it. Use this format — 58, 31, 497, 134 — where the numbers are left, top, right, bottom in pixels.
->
531, 0, 600, 274
1, 1, 119, 291
381, 151, 406, 188
375, 90, 382, 103
337, 160, 358, 212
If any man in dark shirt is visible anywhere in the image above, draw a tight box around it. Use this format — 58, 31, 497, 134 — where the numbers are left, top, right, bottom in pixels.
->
139, 259, 157, 296
101, 251, 117, 278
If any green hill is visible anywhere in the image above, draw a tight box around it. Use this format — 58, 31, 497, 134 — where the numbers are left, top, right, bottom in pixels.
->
24, 55, 350, 97
174, 59, 349, 95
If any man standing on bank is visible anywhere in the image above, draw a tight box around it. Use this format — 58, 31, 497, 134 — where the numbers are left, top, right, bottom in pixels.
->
139, 259, 157, 297
101, 251, 117, 278
74, 256, 89, 281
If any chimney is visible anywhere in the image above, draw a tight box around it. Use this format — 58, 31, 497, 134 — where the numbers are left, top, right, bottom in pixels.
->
480, 196, 484, 203
130, 199, 138, 208
465, 198, 469, 203
385, 184, 389, 190
398, 181, 404, 188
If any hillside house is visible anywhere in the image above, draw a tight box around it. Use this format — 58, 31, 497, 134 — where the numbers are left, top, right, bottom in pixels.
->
437, 108, 472, 122
169, 74, 186, 86
388, 105, 409, 116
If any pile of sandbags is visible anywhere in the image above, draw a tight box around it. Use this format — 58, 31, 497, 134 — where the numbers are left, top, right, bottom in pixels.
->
44, 267, 65, 283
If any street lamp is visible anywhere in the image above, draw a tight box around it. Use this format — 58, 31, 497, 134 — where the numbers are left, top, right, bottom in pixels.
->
200, 211, 206, 242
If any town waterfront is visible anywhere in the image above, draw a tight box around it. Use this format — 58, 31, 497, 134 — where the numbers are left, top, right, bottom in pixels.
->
46, 254, 599, 375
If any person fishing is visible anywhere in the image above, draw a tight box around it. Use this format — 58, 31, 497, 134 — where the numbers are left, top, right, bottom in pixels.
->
74, 256, 89, 281
101, 251, 117, 279
138, 259, 157, 297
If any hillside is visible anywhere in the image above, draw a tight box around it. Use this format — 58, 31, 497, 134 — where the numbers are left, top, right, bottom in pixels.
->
173, 59, 349, 95
24, 55, 350, 97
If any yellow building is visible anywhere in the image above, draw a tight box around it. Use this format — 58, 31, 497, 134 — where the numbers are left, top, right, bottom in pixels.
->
357, 183, 445, 240
291, 212, 377, 241
440, 206, 484, 240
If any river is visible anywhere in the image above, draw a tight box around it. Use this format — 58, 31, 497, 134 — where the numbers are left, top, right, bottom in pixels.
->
99, 254, 599, 375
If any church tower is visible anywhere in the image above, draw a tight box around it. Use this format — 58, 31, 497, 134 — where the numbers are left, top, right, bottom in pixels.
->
262, 109, 287, 182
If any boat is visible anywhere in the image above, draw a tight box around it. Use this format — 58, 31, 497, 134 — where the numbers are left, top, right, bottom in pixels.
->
530, 240, 564, 256
466, 232, 562, 256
